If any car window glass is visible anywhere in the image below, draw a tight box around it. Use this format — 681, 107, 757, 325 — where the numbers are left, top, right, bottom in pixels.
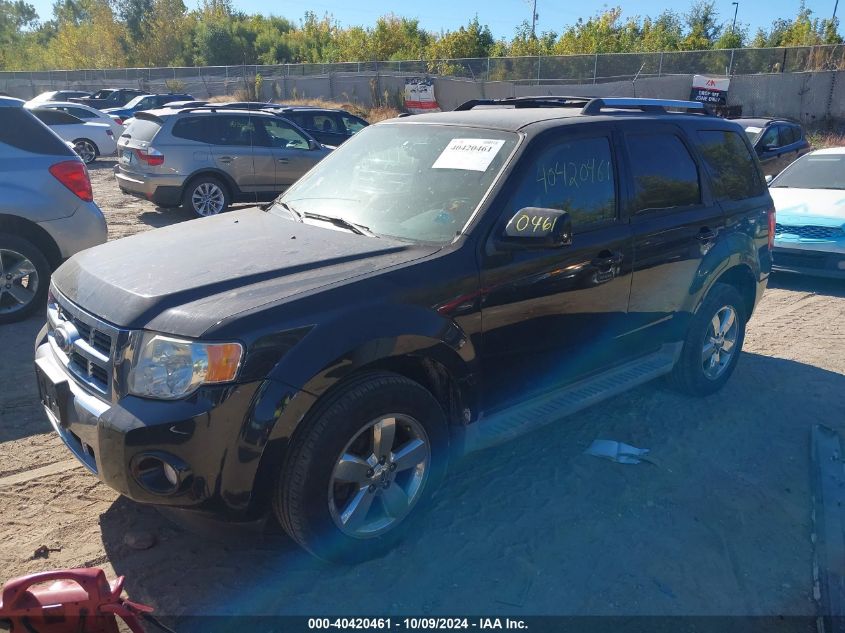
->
311, 114, 340, 133
770, 154, 845, 190
506, 136, 616, 230
259, 118, 310, 149
171, 116, 215, 143
33, 109, 82, 125
216, 115, 255, 146
68, 107, 96, 119
342, 115, 367, 134
124, 117, 163, 142
778, 126, 795, 146
0, 108, 75, 155
284, 112, 306, 128
626, 133, 701, 212
759, 126, 780, 149
696, 130, 765, 200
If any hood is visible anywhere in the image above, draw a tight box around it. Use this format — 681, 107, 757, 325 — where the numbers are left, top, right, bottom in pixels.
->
770, 187, 845, 226
53, 207, 438, 337
102, 107, 123, 114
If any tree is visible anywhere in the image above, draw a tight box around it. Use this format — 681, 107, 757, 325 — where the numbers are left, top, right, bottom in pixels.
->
682, 0, 722, 49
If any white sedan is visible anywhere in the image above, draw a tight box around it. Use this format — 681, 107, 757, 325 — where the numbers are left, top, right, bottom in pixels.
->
30, 107, 117, 164
769, 147, 845, 278
26, 100, 123, 137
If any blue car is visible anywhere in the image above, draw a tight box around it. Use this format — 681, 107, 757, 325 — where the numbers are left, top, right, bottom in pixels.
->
103, 93, 193, 125
769, 148, 845, 278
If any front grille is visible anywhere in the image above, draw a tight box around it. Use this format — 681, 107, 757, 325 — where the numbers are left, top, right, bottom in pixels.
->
48, 288, 122, 399
775, 223, 844, 240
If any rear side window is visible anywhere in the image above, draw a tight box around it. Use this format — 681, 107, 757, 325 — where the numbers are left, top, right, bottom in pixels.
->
33, 109, 82, 125
626, 133, 701, 212
171, 116, 215, 143
0, 108, 75, 155
507, 136, 617, 230
311, 113, 340, 133
124, 117, 163, 142
697, 130, 765, 200
342, 114, 367, 134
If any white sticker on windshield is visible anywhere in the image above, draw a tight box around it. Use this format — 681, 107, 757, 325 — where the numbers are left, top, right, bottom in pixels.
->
745, 126, 763, 134
432, 138, 506, 172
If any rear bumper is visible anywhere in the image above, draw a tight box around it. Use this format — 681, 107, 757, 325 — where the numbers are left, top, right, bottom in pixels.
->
115, 167, 184, 207
772, 246, 845, 278
37, 201, 107, 259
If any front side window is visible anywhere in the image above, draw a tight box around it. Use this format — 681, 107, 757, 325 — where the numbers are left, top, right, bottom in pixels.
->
273, 123, 519, 243
342, 114, 367, 134
257, 118, 310, 149
759, 126, 780, 149
697, 130, 764, 200
626, 133, 701, 212
505, 136, 616, 230
311, 114, 340, 133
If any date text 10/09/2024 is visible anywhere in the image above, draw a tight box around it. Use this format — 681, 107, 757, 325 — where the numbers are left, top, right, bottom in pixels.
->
307, 618, 529, 630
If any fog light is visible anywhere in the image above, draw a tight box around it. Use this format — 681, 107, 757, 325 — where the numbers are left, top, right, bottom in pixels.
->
130, 452, 190, 495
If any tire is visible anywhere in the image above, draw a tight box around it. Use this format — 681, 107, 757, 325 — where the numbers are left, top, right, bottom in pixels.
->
182, 176, 229, 217
72, 138, 98, 164
0, 233, 50, 324
274, 371, 449, 563
668, 282, 746, 396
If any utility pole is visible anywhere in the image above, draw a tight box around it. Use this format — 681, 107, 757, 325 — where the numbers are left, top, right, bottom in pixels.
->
834, 0, 839, 21
531, 0, 538, 38
731, 1, 739, 33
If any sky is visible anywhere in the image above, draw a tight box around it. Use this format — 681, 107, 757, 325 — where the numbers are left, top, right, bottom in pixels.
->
27, 0, 843, 41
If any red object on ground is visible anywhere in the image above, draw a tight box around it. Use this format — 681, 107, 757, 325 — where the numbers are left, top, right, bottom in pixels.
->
0, 568, 154, 633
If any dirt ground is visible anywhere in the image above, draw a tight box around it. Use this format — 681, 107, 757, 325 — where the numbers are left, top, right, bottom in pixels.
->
1, 159, 845, 623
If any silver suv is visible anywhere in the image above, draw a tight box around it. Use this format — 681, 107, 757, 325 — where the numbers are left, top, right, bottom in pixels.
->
0, 97, 107, 323
115, 108, 332, 217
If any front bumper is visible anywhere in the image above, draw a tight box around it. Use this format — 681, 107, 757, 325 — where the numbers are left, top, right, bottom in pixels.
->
772, 243, 845, 278
34, 327, 270, 517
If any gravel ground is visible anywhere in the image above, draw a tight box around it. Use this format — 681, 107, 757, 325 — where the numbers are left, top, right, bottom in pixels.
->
1, 159, 844, 621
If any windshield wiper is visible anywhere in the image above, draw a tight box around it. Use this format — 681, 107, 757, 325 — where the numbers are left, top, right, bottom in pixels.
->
273, 200, 303, 221
301, 211, 377, 237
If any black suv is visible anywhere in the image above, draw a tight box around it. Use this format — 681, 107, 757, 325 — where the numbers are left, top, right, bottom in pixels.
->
35, 97, 773, 562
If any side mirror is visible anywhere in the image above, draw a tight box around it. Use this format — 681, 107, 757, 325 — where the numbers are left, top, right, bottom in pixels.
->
308, 139, 321, 151
765, 174, 774, 184
499, 207, 572, 249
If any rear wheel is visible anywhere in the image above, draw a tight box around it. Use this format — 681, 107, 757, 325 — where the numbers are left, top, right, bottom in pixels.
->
72, 139, 97, 164
0, 234, 50, 324
669, 283, 746, 396
274, 372, 449, 563
183, 177, 229, 217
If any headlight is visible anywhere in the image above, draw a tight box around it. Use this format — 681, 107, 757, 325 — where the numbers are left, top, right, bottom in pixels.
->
128, 332, 243, 400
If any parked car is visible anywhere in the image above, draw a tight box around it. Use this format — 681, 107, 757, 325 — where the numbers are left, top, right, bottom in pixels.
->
734, 117, 811, 177
0, 97, 106, 323
219, 102, 369, 146
103, 93, 194, 125
31, 108, 117, 164
69, 88, 147, 109
26, 90, 91, 107
160, 100, 209, 109
36, 97, 773, 562
25, 101, 123, 138
768, 148, 845, 278
115, 107, 331, 216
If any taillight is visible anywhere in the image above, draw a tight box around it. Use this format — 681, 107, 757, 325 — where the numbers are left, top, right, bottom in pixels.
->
135, 147, 164, 166
49, 160, 93, 202
767, 206, 776, 250
114, 118, 123, 125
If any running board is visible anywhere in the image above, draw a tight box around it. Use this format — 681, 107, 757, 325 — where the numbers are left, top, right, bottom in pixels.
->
465, 343, 682, 453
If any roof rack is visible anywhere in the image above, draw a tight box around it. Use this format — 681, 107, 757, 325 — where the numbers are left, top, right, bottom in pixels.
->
581, 97, 712, 115
454, 96, 712, 116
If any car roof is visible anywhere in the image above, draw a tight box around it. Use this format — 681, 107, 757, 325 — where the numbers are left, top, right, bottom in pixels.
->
0, 97, 25, 108
33, 101, 98, 109
808, 147, 845, 155
732, 117, 797, 127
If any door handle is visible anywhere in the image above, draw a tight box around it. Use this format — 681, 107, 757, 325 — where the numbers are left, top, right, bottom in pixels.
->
277, 158, 289, 164
697, 227, 717, 243
591, 250, 623, 270
218, 156, 233, 163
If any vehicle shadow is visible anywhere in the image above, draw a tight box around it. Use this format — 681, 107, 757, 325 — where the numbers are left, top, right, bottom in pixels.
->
769, 271, 845, 298
100, 351, 845, 621
139, 204, 260, 230
0, 314, 51, 442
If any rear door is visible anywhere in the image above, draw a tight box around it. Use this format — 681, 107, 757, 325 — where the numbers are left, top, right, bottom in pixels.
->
623, 123, 724, 350
209, 114, 266, 195
480, 125, 634, 411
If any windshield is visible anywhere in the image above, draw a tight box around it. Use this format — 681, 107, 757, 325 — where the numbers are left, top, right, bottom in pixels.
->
770, 153, 845, 190
91, 90, 114, 99
125, 95, 151, 108
743, 125, 763, 143
272, 123, 518, 243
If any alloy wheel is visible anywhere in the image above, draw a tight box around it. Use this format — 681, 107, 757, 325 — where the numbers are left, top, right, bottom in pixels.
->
328, 414, 431, 538
0, 249, 38, 316
191, 182, 225, 216
74, 140, 96, 164
701, 305, 739, 380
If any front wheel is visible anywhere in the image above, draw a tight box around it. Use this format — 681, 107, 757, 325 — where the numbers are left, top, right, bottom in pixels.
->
273, 372, 449, 563
668, 283, 746, 396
